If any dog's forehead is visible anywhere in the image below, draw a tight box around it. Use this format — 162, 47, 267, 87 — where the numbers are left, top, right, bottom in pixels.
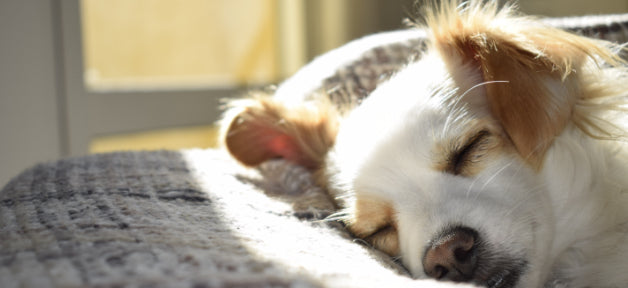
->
331, 106, 464, 198
342, 71, 489, 150
333, 91, 447, 166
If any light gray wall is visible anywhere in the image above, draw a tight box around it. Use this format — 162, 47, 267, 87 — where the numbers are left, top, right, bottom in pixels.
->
0, 1, 62, 187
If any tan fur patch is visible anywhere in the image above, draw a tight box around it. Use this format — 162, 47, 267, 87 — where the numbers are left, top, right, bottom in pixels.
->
222, 93, 339, 169
347, 197, 399, 256
481, 47, 578, 169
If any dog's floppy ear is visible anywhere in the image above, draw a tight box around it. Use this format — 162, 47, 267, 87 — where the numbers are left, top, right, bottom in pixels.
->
221, 94, 339, 169
427, 2, 621, 168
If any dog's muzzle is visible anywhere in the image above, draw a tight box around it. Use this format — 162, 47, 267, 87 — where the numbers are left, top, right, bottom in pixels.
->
422, 226, 526, 288
423, 226, 478, 281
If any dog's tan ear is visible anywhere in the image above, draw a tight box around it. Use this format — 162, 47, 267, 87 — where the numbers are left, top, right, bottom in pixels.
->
221, 95, 339, 169
427, 2, 621, 168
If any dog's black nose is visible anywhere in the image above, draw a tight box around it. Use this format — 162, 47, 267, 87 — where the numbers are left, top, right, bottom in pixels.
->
423, 226, 479, 282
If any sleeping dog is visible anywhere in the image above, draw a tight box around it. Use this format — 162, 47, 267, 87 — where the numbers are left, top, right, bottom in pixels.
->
221, 1, 628, 287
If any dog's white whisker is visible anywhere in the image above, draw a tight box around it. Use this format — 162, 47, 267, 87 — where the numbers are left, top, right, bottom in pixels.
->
459, 80, 510, 100
391, 255, 404, 263
467, 158, 517, 198
443, 80, 509, 136
501, 185, 546, 219
497, 160, 531, 203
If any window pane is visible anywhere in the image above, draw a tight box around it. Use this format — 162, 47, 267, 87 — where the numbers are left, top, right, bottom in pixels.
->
81, 0, 279, 91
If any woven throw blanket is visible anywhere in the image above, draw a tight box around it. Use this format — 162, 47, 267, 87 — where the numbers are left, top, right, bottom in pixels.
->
3, 14, 628, 288
1, 149, 471, 288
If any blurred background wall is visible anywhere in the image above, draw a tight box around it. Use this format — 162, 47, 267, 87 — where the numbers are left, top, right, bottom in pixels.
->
2, 0, 628, 186
1, 1, 63, 187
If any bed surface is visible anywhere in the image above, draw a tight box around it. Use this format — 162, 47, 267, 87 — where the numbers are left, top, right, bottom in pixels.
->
0, 149, 471, 287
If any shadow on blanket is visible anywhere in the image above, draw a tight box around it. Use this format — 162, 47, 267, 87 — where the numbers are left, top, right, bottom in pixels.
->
2, 149, 466, 288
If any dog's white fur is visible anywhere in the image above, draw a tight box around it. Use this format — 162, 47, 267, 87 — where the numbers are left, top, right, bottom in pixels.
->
222, 2, 628, 287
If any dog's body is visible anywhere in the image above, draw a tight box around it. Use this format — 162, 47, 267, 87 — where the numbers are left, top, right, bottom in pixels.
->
221, 2, 628, 287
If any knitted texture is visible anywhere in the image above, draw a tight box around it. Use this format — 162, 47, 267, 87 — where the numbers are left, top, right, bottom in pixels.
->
1, 149, 463, 288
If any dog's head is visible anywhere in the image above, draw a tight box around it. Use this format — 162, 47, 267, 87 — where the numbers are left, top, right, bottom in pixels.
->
222, 1, 623, 287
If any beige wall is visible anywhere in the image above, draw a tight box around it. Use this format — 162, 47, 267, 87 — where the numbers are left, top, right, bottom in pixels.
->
0, 1, 63, 187
82, 0, 280, 89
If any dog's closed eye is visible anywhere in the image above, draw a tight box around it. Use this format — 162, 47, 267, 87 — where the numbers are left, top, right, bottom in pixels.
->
449, 130, 490, 174
348, 198, 400, 256
438, 129, 498, 177
364, 224, 399, 256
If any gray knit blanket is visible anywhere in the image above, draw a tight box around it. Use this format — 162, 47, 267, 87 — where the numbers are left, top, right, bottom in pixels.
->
1, 150, 427, 287
2, 15, 628, 288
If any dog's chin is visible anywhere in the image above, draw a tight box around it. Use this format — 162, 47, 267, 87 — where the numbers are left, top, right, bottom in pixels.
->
471, 256, 527, 288
406, 241, 528, 288
406, 256, 527, 288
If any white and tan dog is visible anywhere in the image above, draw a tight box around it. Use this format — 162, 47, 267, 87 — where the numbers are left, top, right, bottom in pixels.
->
221, 1, 628, 287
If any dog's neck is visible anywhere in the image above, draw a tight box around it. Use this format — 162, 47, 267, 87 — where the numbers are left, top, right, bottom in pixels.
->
541, 126, 628, 285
